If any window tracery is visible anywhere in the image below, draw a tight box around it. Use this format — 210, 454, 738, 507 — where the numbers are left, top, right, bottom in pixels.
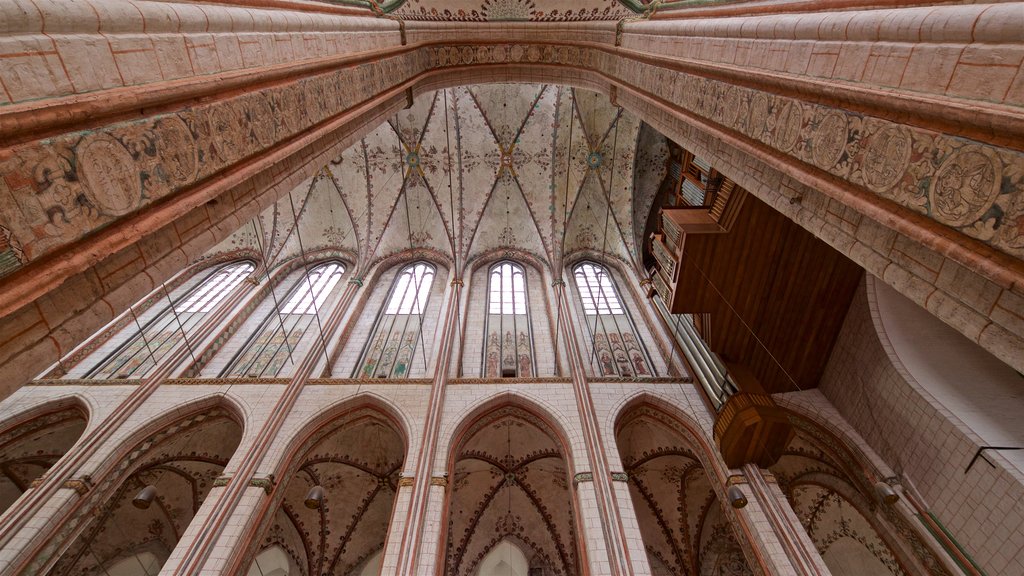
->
571, 262, 652, 377
358, 262, 436, 378
222, 261, 345, 378
86, 261, 254, 379
483, 262, 535, 378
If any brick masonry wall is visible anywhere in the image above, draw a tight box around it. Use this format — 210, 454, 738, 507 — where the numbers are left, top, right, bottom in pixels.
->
820, 276, 1024, 575
3, 5, 1022, 391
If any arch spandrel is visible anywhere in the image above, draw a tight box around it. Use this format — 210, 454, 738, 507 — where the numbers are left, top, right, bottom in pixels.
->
0, 398, 89, 516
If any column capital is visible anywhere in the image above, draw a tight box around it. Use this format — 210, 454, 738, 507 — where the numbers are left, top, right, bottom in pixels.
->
551, 279, 566, 287
450, 278, 464, 287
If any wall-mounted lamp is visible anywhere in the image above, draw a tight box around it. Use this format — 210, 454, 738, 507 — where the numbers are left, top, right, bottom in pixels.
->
874, 481, 899, 505
727, 485, 748, 509
304, 485, 325, 510
132, 485, 158, 509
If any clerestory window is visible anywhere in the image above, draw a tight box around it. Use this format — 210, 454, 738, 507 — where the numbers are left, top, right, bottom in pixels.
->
483, 262, 535, 378
357, 262, 436, 378
572, 262, 653, 377
86, 261, 254, 379
222, 261, 345, 378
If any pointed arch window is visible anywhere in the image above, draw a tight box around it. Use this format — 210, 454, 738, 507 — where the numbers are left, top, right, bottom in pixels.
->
483, 262, 535, 378
222, 261, 345, 378
86, 261, 254, 379
572, 262, 653, 377
357, 262, 435, 378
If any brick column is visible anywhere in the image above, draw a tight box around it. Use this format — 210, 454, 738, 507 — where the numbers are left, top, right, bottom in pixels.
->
392, 272, 462, 574
553, 278, 635, 575
737, 465, 830, 576
164, 280, 362, 574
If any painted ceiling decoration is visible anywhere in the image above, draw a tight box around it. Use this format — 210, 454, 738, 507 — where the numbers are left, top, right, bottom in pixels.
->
616, 406, 753, 576
210, 84, 652, 278
256, 410, 405, 576
770, 418, 953, 576
446, 405, 578, 576
384, 0, 645, 21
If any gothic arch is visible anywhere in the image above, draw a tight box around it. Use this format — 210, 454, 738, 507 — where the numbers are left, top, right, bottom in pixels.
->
460, 249, 561, 378
438, 391, 582, 473
613, 400, 756, 576
606, 391, 720, 476
38, 396, 244, 575
210, 257, 352, 378
769, 405, 952, 576
566, 258, 660, 378
441, 399, 584, 576
327, 249, 452, 374
232, 395, 410, 576
47, 255, 259, 380
0, 397, 89, 515
347, 257, 450, 379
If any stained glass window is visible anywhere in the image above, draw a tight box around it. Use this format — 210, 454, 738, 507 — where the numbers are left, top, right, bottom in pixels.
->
571, 262, 653, 377
87, 261, 254, 379
357, 262, 436, 378
483, 262, 534, 378
222, 261, 345, 378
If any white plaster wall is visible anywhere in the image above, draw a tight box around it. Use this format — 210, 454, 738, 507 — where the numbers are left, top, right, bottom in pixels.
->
821, 276, 1024, 576
873, 279, 1024, 468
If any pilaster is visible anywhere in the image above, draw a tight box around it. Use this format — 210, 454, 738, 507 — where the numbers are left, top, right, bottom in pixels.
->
553, 278, 635, 575
392, 273, 462, 574
737, 466, 830, 576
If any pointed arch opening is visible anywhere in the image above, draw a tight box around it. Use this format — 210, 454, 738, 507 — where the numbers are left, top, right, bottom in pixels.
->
356, 261, 437, 378
445, 404, 581, 576
615, 404, 753, 575
79, 260, 255, 379
221, 260, 346, 378
571, 261, 653, 377
246, 406, 406, 576
476, 539, 530, 576
0, 401, 87, 515
48, 404, 243, 575
768, 412, 952, 576
483, 262, 536, 378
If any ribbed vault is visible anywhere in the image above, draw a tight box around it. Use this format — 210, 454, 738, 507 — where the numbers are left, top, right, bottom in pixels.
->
208, 84, 647, 279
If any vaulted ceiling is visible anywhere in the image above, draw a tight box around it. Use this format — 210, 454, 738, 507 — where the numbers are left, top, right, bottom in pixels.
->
211, 84, 655, 278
